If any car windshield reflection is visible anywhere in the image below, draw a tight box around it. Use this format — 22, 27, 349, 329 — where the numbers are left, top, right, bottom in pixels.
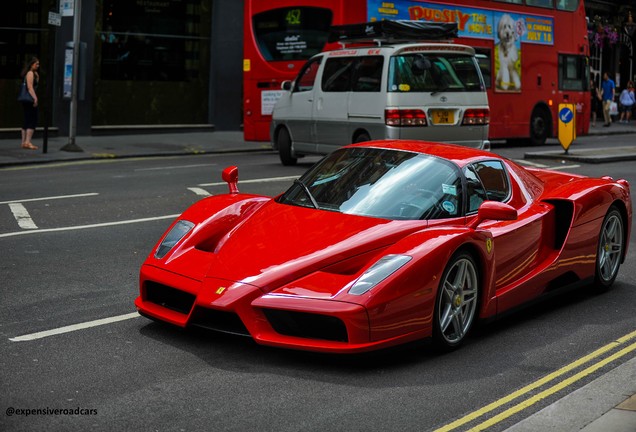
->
278, 147, 463, 220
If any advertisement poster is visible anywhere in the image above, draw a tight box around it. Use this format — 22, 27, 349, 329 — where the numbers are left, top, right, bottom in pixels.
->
366, 1, 554, 92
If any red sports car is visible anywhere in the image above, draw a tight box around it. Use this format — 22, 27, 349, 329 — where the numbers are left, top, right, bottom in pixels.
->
135, 141, 631, 352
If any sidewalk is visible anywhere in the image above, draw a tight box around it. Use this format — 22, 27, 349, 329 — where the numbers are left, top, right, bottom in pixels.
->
1, 126, 636, 431
0, 130, 270, 168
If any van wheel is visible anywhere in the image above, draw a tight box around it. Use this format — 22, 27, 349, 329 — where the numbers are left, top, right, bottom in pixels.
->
529, 107, 551, 146
354, 132, 370, 143
277, 128, 297, 166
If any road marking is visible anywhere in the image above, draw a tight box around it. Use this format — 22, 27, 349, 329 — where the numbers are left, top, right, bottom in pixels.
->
514, 159, 548, 168
0, 192, 99, 205
199, 175, 299, 187
9, 312, 141, 342
0, 214, 179, 238
135, 163, 214, 172
9, 203, 38, 229
188, 187, 211, 197
547, 164, 581, 171
435, 329, 636, 432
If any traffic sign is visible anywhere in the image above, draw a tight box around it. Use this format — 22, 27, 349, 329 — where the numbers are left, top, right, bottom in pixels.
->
558, 103, 576, 153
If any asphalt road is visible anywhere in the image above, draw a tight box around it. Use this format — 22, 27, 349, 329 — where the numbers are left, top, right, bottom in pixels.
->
1, 137, 635, 432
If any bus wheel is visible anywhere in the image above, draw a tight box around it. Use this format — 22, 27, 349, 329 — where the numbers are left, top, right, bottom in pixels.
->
277, 128, 297, 166
529, 107, 551, 146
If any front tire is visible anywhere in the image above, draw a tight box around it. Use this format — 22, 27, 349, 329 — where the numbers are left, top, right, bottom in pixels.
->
594, 206, 624, 290
277, 128, 297, 166
433, 251, 480, 350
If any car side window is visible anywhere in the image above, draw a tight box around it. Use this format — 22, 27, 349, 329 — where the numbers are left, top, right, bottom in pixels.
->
322, 57, 355, 92
294, 57, 322, 93
352, 56, 383, 92
464, 161, 509, 213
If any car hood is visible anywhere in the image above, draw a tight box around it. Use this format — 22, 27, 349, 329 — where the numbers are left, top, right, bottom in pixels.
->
204, 201, 426, 291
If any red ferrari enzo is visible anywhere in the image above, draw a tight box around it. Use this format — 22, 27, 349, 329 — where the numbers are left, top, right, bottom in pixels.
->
135, 141, 631, 352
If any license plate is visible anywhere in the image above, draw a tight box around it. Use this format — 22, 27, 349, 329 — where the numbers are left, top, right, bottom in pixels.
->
431, 110, 454, 125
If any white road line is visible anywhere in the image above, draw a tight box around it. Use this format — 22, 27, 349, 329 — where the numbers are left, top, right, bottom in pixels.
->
188, 187, 211, 197
135, 163, 214, 172
0, 192, 99, 205
547, 164, 581, 171
9, 312, 141, 342
9, 203, 38, 230
199, 175, 300, 187
514, 159, 549, 168
0, 214, 179, 238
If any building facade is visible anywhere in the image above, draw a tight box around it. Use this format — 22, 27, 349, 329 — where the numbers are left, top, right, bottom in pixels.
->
1, 0, 243, 135
1, 0, 634, 135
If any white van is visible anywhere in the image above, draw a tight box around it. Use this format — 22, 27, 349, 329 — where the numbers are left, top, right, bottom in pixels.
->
270, 21, 490, 165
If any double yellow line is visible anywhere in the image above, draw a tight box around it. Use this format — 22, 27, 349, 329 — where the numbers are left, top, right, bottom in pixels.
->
435, 329, 636, 432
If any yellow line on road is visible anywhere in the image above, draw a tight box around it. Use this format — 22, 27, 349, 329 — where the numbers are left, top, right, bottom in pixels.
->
435, 329, 636, 432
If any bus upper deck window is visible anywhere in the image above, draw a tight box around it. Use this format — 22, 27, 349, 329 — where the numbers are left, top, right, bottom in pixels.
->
556, 0, 578, 11
525, 0, 554, 8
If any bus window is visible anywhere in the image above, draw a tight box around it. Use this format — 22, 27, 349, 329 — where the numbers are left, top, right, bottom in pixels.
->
525, 0, 554, 8
253, 7, 333, 61
558, 54, 587, 91
556, 0, 578, 11
494, 0, 522, 4
475, 50, 492, 89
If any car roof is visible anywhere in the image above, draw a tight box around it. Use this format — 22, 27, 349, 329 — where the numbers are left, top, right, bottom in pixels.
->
346, 140, 500, 168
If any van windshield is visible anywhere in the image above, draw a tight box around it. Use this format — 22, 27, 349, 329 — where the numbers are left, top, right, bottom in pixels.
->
388, 54, 484, 93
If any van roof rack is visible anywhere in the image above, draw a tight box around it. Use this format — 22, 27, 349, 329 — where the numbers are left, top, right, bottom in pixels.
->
327, 20, 458, 46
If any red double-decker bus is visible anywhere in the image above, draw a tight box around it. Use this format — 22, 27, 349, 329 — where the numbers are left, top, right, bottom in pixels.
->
243, 0, 589, 145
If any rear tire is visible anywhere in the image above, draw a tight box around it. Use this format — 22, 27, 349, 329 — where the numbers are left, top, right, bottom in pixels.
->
433, 251, 479, 351
594, 206, 624, 290
353, 132, 371, 143
277, 128, 297, 166
529, 107, 551, 146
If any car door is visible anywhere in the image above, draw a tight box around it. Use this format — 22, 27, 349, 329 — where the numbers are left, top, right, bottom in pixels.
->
464, 161, 548, 304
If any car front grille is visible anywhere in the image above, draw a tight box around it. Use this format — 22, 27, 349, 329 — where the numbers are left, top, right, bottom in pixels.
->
262, 309, 348, 342
145, 281, 196, 315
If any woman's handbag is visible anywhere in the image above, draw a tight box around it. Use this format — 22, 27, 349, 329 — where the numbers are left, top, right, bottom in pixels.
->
17, 81, 34, 104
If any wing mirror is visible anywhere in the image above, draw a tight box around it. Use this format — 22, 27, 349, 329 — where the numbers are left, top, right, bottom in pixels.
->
222, 166, 239, 194
281, 80, 292, 91
468, 201, 517, 229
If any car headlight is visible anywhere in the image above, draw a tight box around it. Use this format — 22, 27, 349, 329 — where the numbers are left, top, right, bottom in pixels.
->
348, 254, 412, 295
155, 220, 195, 259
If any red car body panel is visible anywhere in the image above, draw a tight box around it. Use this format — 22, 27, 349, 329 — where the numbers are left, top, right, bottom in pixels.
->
135, 140, 632, 353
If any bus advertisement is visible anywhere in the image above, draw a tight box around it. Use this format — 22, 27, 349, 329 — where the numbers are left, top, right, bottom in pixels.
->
243, 0, 589, 145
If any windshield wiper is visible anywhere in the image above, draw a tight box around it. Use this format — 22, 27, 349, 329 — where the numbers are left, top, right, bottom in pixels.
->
294, 179, 319, 209
430, 86, 449, 96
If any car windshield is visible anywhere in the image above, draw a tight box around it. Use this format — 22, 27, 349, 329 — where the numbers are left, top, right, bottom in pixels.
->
388, 53, 483, 93
278, 147, 463, 220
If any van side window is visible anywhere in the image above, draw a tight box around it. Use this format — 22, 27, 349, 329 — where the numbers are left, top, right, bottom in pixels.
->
294, 57, 322, 92
322, 57, 355, 92
352, 56, 383, 92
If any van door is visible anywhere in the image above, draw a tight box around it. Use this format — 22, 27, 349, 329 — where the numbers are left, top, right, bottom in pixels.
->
286, 57, 322, 154
313, 56, 355, 153
346, 55, 386, 148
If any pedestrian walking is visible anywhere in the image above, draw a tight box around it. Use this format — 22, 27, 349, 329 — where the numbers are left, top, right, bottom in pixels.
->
601, 72, 615, 127
618, 81, 635, 123
19, 57, 40, 150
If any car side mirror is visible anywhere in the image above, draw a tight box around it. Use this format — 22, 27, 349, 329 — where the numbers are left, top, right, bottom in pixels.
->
282, 80, 292, 91
468, 201, 517, 229
222, 166, 239, 194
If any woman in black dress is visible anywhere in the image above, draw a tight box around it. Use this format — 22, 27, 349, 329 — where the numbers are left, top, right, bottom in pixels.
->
20, 57, 40, 150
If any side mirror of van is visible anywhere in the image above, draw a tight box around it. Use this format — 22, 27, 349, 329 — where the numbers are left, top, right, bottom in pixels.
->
281, 80, 292, 91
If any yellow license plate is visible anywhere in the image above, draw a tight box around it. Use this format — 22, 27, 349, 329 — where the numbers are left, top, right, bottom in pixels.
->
431, 110, 454, 124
